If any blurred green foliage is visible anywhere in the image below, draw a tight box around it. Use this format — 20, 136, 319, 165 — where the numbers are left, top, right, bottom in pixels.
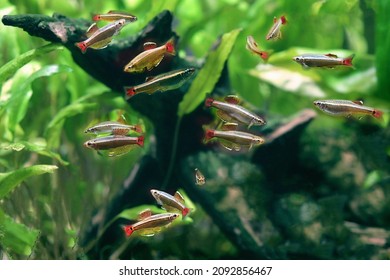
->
0, 0, 389, 260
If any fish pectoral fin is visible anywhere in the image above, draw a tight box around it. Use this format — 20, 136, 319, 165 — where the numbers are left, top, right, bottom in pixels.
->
86, 23, 99, 37
143, 42, 157, 50
216, 110, 233, 122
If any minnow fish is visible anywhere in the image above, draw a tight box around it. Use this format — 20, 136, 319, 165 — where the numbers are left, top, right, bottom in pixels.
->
122, 209, 179, 237
313, 99, 383, 119
205, 96, 266, 128
83, 135, 144, 156
123, 38, 176, 73
293, 53, 355, 68
150, 189, 191, 218
246, 36, 269, 62
204, 124, 265, 151
194, 168, 205, 186
92, 10, 137, 23
84, 121, 143, 135
124, 68, 195, 98
75, 19, 126, 53
266, 15, 287, 41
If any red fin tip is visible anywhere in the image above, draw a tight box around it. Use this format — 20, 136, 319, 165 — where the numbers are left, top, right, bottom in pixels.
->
92, 14, 100, 21
75, 42, 87, 54
165, 39, 176, 54
137, 136, 145, 147
204, 129, 215, 141
373, 109, 383, 119
134, 124, 143, 134
182, 208, 190, 218
205, 98, 214, 107
125, 87, 136, 97
343, 54, 355, 66
280, 15, 287, 24
123, 225, 134, 237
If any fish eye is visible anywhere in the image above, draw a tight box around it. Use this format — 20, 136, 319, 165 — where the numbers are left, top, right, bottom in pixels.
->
294, 57, 300, 61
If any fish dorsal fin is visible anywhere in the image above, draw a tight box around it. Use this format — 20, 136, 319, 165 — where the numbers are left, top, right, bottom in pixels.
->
325, 53, 338, 58
224, 95, 240, 104
138, 209, 152, 220
353, 100, 364, 105
116, 110, 127, 124
145, 76, 156, 82
144, 42, 157, 50
86, 23, 99, 37
273, 16, 277, 23
174, 191, 185, 204
221, 122, 238, 131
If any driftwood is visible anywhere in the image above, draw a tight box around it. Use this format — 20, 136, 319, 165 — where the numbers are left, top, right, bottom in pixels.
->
3, 11, 319, 259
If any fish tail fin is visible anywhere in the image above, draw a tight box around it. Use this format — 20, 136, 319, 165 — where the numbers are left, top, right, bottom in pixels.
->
92, 14, 100, 21
134, 124, 143, 134
182, 208, 191, 219
125, 87, 136, 98
373, 109, 383, 119
204, 129, 215, 142
281, 15, 287, 24
343, 54, 355, 67
165, 38, 176, 55
261, 51, 270, 62
205, 97, 214, 107
137, 136, 145, 147
122, 225, 134, 237
75, 42, 87, 54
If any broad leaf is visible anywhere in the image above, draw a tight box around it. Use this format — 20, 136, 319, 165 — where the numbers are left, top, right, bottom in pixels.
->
0, 43, 63, 85
178, 28, 242, 117
0, 164, 58, 199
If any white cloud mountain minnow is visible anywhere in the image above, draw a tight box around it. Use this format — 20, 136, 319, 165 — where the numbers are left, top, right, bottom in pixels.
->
293, 53, 355, 68
204, 124, 265, 151
92, 10, 137, 23
123, 38, 176, 73
266, 15, 287, 41
84, 121, 143, 135
194, 168, 205, 186
83, 135, 144, 156
313, 99, 383, 119
124, 68, 195, 99
246, 36, 269, 62
122, 209, 179, 237
75, 19, 126, 53
205, 95, 266, 128
150, 189, 191, 218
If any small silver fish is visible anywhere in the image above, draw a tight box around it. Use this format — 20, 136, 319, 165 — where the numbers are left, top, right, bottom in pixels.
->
313, 99, 383, 119
150, 189, 191, 218
266, 15, 287, 41
194, 168, 206, 186
83, 135, 144, 157
84, 121, 142, 135
205, 96, 266, 128
92, 10, 137, 23
293, 53, 354, 68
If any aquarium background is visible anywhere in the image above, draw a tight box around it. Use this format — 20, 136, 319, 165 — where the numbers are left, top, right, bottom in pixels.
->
0, 0, 389, 260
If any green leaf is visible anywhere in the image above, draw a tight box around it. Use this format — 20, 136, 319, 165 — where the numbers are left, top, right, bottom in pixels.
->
0, 43, 63, 85
0, 164, 58, 199
178, 28, 242, 117
1, 140, 69, 165
6, 64, 72, 134
0, 209, 40, 256
44, 102, 98, 149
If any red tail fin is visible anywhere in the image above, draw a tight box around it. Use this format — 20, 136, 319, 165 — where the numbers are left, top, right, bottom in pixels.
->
373, 109, 383, 119
75, 42, 87, 54
92, 14, 100, 21
137, 136, 145, 147
123, 225, 134, 237
182, 208, 190, 218
204, 129, 215, 141
260, 51, 269, 62
205, 98, 214, 107
125, 87, 136, 98
343, 54, 355, 67
165, 38, 176, 55
280, 15, 287, 25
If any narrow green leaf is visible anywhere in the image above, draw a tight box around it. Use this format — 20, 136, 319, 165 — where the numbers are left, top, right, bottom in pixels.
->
0, 165, 58, 199
178, 28, 242, 117
0, 209, 39, 256
0, 43, 63, 85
